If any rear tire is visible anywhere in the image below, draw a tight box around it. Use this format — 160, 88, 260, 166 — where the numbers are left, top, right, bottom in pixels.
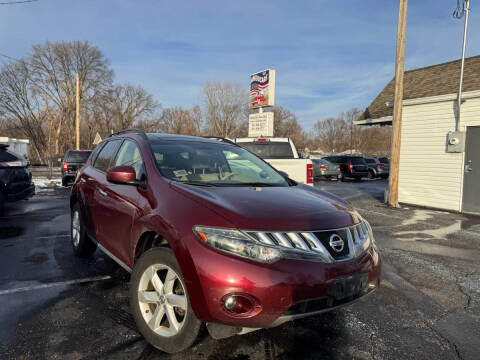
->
130, 247, 201, 353
71, 203, 97, 257
368, 170, 375, 180
62, 177, 69, 187
0, 192, 4, 215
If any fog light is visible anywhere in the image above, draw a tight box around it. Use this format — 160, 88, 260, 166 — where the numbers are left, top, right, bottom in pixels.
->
224, 296, 237, 311
221, 293, 260, 316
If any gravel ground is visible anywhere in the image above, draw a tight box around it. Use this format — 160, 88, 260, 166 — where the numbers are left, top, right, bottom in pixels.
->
0, 180, 479, 359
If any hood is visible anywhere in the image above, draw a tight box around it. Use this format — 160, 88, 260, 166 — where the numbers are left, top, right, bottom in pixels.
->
170, 182, 359, 231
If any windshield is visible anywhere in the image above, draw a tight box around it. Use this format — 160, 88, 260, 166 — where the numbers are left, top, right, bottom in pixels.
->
237, 141, 294, 159
150, 141, 289, 187
66, 150, 92, 162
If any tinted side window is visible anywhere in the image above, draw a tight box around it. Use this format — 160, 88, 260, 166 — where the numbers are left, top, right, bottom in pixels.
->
113, 140, 146, 181
0, 149, 20, 162
365, 158, 375, 164
350, 157, 366, 165
93, 140, 121, 172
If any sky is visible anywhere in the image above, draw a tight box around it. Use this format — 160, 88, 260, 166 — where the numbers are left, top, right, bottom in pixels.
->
0, 0, 479, 129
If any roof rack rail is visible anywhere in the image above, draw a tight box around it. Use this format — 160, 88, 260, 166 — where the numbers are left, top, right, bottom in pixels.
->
109, 128, 148, 140
201, 136, 237, 146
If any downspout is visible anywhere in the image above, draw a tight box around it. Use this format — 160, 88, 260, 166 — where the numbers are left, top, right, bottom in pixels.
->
456, 0, 470, 131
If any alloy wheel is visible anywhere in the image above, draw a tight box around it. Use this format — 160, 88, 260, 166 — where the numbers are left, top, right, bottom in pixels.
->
72, 210, 81, 247
138, 264, 188, 337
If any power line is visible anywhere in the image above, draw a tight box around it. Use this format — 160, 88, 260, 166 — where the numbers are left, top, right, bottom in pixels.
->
0, 0, 39, 5
0, 52, 20, 61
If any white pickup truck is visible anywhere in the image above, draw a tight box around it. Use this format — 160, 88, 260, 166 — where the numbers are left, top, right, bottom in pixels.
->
234, 137, 314, 186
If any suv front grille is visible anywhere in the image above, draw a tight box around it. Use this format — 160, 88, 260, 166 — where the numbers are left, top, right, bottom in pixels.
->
246, 222, 370, 263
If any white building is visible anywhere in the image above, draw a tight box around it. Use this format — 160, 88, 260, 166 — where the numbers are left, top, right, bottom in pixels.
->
355, 56, 480, 215
0, 137, 29, 160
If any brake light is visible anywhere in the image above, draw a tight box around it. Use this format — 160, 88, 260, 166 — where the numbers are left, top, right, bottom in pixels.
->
348, 164, 353, 171
63, 162, 68, 171
307, 163, 314, 184
337, 165, 341, 170
320, 164, 326, 170
0, 161, 24, 167
256, 138, 267, 142
377, 163, 384, 168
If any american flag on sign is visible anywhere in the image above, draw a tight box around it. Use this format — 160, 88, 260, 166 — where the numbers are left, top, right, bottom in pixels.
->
250, 70, 270, 108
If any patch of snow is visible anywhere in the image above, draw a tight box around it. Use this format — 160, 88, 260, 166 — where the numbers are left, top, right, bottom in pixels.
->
33, 177, 62, 193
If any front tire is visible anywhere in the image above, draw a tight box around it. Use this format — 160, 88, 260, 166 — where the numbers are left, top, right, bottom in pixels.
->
71, 203, 97, 257
130, 247, 201, 353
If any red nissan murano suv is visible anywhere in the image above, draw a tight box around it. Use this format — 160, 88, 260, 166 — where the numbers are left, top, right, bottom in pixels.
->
70, 129, 381, 353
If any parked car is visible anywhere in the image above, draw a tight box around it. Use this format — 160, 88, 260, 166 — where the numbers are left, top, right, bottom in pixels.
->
312, 158, 342, 180
364, 157, 389, 179
323, 156, 369, 181
70, 129, 381, 353
378, 157, 390, 173
0, 144, 35, 212
234, 137, 314, 185
62, 150, 92, 186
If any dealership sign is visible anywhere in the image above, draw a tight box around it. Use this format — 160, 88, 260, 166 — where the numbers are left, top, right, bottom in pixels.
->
248, 112, 274, 137
249, 69, 275, 108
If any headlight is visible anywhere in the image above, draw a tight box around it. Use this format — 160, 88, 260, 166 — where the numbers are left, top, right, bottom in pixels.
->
193, 226, 282, 264
353, 219, 375, 255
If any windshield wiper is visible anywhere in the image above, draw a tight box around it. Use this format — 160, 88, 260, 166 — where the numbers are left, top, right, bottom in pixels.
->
215, 182, 279, 187
175, 180, 216, 187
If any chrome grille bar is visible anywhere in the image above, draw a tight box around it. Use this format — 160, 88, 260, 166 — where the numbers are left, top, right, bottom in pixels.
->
286, 232, 309, 250
256, 232, 275, 245
245, 222, 371, 262
272, 233, 294, 248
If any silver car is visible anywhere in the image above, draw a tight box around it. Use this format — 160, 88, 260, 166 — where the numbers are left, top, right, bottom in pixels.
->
312, 159, 343, 180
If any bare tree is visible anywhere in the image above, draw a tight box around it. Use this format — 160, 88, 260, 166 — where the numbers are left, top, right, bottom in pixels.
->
107, 84, 160, 130
273, 106, 307, 148
157, 105, 202, 135
313, 108, 391, 156
28, 40, 113, 153
0, 61, 48, 162
203, 81, 248, 138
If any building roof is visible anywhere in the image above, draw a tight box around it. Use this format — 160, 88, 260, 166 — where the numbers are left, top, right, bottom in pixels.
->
358, 55, 480, 122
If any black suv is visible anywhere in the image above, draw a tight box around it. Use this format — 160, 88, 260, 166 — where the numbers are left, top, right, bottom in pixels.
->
323, 156, 368, 180
62, 150, 92, 186
0, 145, 35, 212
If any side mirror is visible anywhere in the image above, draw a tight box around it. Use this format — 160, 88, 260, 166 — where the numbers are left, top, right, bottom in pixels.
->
107, 165, 138, 185
278, 170, 289, 179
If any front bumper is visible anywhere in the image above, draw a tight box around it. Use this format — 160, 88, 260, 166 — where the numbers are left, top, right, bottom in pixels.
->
187, 237, 381, 328
7, 183, 35, 202
318, 170, 342, 178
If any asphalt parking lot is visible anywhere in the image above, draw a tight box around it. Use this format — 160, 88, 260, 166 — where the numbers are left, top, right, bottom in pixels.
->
1, 179, 479, 360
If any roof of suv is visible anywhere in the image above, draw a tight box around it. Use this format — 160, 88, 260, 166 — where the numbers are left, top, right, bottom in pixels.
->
115, 132, 233, 145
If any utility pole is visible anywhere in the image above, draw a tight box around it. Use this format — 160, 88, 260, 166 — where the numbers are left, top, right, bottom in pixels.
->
75, 73, 80, 150
388, 0, 408, 208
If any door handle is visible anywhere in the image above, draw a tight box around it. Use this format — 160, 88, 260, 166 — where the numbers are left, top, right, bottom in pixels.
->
465, 160, 473, 173
99, 189, 107, 196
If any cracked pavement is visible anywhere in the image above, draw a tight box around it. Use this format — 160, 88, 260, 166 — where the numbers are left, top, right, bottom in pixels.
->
0, 180, 479, 359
